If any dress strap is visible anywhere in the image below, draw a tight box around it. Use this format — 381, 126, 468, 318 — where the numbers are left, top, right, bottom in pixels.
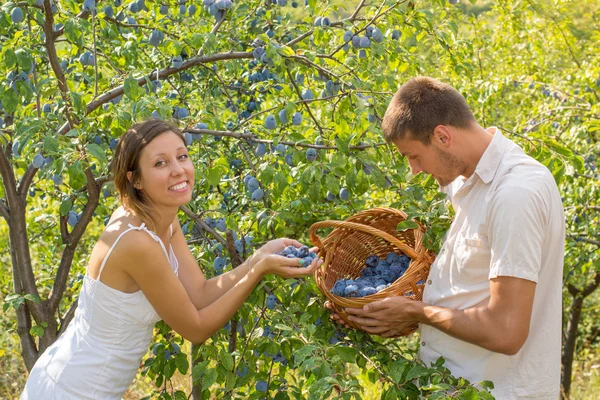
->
97, 223, 170, 279
170, 223, 173, 238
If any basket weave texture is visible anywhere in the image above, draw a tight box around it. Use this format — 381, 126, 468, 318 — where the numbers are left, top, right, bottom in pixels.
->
310, 207, 435, 335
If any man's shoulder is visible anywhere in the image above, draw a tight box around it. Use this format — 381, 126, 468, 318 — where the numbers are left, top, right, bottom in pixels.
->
497, 145, 558, 193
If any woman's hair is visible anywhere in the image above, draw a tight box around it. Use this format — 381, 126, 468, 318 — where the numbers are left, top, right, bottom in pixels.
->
110, 118, 186, 230
382, 76, 475, 145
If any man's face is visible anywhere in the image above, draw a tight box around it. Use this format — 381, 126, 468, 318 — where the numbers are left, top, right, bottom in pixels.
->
393, 136, 465, 187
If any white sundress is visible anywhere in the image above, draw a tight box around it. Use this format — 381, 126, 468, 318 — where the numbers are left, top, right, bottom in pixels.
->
21, 222, 179, 400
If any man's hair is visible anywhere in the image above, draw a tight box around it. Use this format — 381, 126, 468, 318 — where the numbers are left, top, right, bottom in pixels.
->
382, 76, 475, 145
110, 119, 185, 230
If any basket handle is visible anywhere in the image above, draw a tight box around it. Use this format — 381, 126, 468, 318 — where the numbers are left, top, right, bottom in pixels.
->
309, 220, 420, 260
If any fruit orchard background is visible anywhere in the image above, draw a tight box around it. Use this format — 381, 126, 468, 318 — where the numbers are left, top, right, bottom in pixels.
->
0, 0, 598, 399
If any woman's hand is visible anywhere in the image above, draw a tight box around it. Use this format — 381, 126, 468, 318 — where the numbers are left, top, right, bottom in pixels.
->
252, 238, 302, 258
251, 238, 322, 278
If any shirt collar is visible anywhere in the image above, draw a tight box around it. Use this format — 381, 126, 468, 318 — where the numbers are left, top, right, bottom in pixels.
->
472, 127, 509, 184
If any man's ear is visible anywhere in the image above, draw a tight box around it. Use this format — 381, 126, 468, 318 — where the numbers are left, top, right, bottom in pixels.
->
433, 125, 451, 147
126, 171, 142, 190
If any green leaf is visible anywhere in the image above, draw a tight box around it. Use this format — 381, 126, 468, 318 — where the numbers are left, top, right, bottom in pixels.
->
191, 360, 210, 383
389, 359, 407, 384
60, 199, 73, 217
24, 294, 41, 303
397, 220, 419, 231
202, 368, 218, 388
273, 323, 292, 331
274, 172, 288, 195
457, 387, 479, 400
71, 92, 85, 115
64, 20, 84, 48
218, 350, 234, 371
2, 48, 17, 69
332, 346, 357, 363
164, 360, 176, 379
543, 139, 573, 158
174, 391, 187, 400
67, 161, 87, 190
30, 325, 44, 338
44, 135, 60, 154
15, 49, 33, 73
207, 167, 222, 187
86, 143, 107, 164
405, 364, 429, 381
174, 353, 189, 374
277, 45, 295, 58
571, 155, 585, 174
1, 88, 19, 113
124, 77, 143, 101
480, 380, 495, 390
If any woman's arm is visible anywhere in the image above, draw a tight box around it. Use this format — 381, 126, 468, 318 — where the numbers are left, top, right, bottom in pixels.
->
171, 218, 259, 310
119, 230, 318, 344
171, 218, 315, 310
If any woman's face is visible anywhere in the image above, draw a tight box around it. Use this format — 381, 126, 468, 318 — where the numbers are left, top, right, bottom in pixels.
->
131, 131, 194, 211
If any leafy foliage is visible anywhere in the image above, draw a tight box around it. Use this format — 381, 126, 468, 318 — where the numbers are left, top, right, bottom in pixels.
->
0, 0, 598, 398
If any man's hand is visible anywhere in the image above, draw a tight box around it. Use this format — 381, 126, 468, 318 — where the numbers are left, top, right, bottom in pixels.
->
324, 300, 351, 329
345, 296, 422, 338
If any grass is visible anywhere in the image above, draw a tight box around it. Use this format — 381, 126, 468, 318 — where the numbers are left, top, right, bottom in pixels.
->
568, 351, 600, 400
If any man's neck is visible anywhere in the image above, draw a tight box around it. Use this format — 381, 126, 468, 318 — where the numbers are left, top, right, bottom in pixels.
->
459, 125, 495, 179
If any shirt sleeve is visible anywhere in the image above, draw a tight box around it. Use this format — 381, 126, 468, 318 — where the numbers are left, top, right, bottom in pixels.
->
487, 181, 548, 283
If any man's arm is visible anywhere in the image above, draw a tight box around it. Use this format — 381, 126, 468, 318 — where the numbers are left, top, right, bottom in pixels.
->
417, 276, 535, 354
346, 275, 536, 355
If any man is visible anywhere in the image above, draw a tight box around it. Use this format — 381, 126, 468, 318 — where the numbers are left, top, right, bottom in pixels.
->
331, 77, 565, 399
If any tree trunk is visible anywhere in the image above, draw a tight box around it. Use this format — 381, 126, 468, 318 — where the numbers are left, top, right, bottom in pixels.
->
8, 218, 38, 371
562, 273, 600, 397
190, 344, 203, 400
561, 293, 583, 396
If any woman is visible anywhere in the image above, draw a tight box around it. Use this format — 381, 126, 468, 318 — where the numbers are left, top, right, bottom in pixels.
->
21, 119, 320, 399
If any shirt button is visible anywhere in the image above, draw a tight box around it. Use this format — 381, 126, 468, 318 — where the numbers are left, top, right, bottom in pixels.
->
421, 341, 426, 346
427, 280, 432, 285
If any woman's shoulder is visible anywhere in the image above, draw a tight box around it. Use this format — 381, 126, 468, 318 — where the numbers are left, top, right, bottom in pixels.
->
100, 207, 155, 248
87, 207, 161, 281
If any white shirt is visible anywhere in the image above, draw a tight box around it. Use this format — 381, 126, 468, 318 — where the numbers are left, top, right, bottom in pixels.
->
418, 128, 565, 399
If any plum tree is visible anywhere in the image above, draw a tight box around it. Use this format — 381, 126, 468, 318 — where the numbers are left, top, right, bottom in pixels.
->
0, 0, 595, 399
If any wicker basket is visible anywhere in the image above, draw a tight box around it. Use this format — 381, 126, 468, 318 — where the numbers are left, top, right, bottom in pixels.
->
309, 207, 435, 336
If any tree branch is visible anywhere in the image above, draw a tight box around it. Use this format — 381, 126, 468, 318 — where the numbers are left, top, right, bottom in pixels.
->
285, 64, 325, 137
237, 142, 268, 208
582, 273, 600, 297
0, 198, 10, 223
180, 205, 226, 247
184, 127, 386, 150
49, 168, 100, 312
572, 236, 600, 247
57, 51, 254, 135
9, 226, 38, 370
42, 0, 78, 130
17, 164, 38, 202
225, 230, 244, 269
328, 0, 406, 58
58, 296, 79, 338
0, 147, 43, 320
